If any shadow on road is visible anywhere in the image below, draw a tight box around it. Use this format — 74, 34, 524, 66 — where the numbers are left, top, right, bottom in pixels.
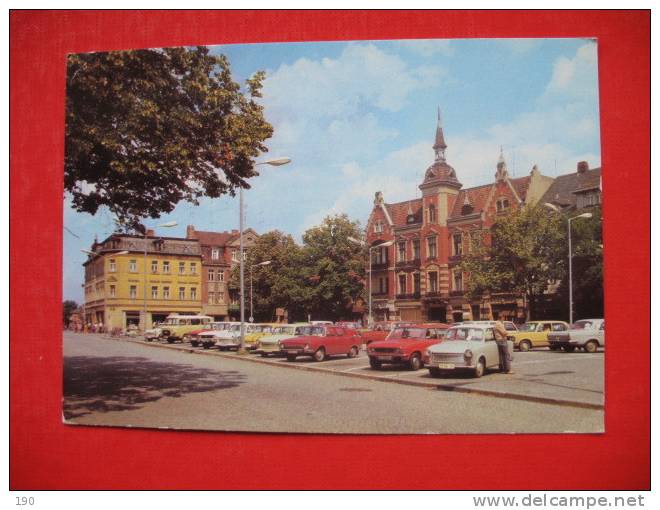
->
63, 355, 246, 419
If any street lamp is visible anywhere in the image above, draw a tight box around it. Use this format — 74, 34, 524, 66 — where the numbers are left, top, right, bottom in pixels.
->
239, 157, 291, 353
141, 221, 177, 332
249, 260, 271, 322
348, 236, 395, 327
543, 203, 592, 324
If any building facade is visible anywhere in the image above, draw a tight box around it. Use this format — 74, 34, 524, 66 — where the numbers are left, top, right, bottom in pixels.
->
83, 232, 203, 330
185, 225, 258, 321
365, 111, 558, 323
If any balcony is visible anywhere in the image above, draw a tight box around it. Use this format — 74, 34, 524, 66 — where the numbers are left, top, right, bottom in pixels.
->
371, 262, 388, 271
395, 259, 421, 270
396, 293, 421, 300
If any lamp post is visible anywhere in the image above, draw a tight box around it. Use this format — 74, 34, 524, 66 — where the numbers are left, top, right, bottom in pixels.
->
140, 221, 177, 332
348, 237, 395, 327
544, 203, 592, 324
239, 157, 291, 353
250, 260, 271, 322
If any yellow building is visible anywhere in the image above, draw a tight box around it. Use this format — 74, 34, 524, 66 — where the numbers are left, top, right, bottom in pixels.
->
83, 232, 202, 331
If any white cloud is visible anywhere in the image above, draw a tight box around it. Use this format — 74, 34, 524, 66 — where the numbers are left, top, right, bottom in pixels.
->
498, 38, 542, 55
545, 41, 598, 99
399, 39, 454, 57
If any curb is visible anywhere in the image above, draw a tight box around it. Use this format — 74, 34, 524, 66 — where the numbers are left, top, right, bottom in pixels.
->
105, 335, 604, 411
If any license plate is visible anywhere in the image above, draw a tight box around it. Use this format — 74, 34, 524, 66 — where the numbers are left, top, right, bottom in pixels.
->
438, 363, 455, 369
379, 355, 393, 360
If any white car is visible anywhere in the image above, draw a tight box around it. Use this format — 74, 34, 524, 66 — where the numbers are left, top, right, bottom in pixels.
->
426, 324, 514, 378
547, 319, 605, 353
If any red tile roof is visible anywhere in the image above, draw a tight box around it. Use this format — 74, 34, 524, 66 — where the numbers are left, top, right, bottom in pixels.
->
510, 176, 532, 201
192, 230, 237, 247
449, 183, 493, 217
385, 199, 423, 226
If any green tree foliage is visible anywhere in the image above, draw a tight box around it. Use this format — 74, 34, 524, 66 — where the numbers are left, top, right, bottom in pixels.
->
301, 214, 366, 321
63, 300, 79, 326
459, 205, 566, 320
65, 46, 273, 228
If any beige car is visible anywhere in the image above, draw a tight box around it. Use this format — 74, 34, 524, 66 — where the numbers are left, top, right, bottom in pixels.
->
159, 314, 213, 343
512, 321, 569, 351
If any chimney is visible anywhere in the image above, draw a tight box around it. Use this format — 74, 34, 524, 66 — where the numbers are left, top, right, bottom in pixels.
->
186, 225, 196, 239
577, 161, 589, 174
146, 229, 155, 237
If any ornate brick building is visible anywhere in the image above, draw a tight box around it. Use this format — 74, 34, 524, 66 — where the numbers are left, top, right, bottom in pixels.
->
365, 111, 556, 323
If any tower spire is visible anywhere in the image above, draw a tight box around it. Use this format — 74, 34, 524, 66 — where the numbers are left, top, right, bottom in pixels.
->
495, 146, 509, 181
433, 106, 447, 162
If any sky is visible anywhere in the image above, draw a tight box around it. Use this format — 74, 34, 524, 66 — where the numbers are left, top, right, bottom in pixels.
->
63, 37, 601, 302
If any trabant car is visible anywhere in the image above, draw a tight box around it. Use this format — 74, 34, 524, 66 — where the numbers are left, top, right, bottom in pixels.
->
209, 323, 265, 351
512, 320, 569, 351
255, 323, 310, 356
159, 314, 213, 343
426, 324, 514, 378
367, 323, 449, 371
184, 322, 234, 348
547, 319, 605, 353
279, 325, 361, 362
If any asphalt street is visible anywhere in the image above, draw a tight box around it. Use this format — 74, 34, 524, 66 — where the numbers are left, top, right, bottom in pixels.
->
63, 332, 604, 434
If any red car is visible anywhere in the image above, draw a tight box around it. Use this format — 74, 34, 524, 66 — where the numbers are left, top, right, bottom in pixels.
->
279, 325, 362, 362
367, 323, 449, 370
361, 321, 418, 345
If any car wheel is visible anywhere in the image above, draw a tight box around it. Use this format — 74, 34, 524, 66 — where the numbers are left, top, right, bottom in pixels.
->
584, 340, 598, 353
190, 340, 199, 347
549, 345, 559, 351
409, 353, 422, 371
286, 354, 297, 362
519, 340, 531, 352
313, 348, 326, 362
563, 345, 575, 353
202, 343, 212, 350
369, 357, 381, 369
473, 357, 485, 378
166, 338, 175, 344
428, 367, 442, 378
347, 346, 359, 358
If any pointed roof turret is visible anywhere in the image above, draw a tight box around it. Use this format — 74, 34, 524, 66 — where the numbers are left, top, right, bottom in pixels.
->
495, 146, 509, 182
433, 107, 447, 162
420, 107, 461, 191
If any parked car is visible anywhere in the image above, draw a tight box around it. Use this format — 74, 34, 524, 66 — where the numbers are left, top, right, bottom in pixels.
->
426, 324, 514, 378
212, 323, 267, 351
547, 319, 605, 353
159, 314, 213, 343
184, 322, 234, 348
144, 322, 162, 341
279, 325, 361, 362
512, 320, 570, 351
254, 323, 309, 356
243, 323, 277, 350
459, 320, 518, 332
367, 323, 449, 370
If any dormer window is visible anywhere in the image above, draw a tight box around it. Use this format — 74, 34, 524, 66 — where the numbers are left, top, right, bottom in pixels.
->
407, 214, 416, 224
462, 204, 474, 215
496, 198, 510, 212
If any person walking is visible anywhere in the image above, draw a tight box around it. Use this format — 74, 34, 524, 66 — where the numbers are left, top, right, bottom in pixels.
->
494, 320, 514, 374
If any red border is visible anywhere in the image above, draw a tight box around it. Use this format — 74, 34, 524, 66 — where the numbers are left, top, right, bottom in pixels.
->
10, 10, 650, 490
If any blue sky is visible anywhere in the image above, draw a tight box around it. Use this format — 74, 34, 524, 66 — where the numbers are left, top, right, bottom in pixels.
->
63, 38, 601, 302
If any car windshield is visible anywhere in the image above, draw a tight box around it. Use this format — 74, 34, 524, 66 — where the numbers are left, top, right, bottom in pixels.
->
570, 320, 593, 330
297, 326, 325, 336
387, 328, 427, 340
272, 326, 295, 335
229, 325, 241, 332
445, 328, 485, 341
518, 323, 539, 332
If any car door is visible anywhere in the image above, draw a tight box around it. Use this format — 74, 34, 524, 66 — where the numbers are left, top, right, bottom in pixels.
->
324, 327, 340, 355
483, 328, 499, 367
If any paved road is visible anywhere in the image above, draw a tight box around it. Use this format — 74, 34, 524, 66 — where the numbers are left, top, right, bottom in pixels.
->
63, 332, 604, 434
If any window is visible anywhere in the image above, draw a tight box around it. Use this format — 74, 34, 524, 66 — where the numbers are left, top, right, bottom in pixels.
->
129, 285, 137, 299
373, 245, 388, 264
163, 261, 170, 273
179, 287, 185, 300
190, 287, 197, 300
552, 323, 567, 331
151, 286, 158, 299
496, 198, 510, 212
231, 249, 239, 262
109, 259, 116, 272
453, 233, 463, 256
208, 292, 215, 304
109, 285, 116, 298
218, 291, 224, 303
428, 271, 438, 293
379, 277, 388, 294
427, 237, 437, 259
129, 259, 137, 272
151, 260, 158, 273
398, 274, 407, 294
374, 221, 383, 233
397, 241, 406, 262
211, 248, 220, 260
179, 262, 185, 274
453, 270, 463, 291
413, 273, 421, 294
208, 269, 215, 281
218, 271, 225, 282
428, 204, 436, 223
190, 262, 197, 275
412, 240, 420, 261
163, 287, 170, 299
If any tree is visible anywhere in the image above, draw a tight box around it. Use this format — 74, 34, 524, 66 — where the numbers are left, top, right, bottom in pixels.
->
65, 46, 273, 228
63, 300, 79, 326
459, 205, 566, 320
301, 214, 367, 321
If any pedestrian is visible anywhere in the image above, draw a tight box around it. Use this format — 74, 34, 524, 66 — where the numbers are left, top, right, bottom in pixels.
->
494, 320, 514, 374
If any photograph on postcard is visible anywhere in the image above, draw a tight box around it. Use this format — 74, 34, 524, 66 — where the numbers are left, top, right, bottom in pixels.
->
62, 38, 604, 433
